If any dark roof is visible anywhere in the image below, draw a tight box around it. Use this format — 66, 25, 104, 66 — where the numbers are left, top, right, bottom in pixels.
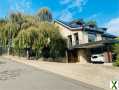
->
84, 26, 106, 33
55, 20, 106, 32
103, 33, 117, 38
55, 20, 83, 30
55, 20, 117, 38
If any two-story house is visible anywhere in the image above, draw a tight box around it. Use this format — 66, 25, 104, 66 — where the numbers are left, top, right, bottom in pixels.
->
54, 20, 117, 63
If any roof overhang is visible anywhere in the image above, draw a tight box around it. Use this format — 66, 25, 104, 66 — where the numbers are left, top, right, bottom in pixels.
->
72, 40, 119, 49
54, 20, 84, 30
54, 20, 106, 33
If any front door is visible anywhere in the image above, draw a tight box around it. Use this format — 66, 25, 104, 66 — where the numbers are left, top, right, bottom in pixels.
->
67, 49, 78, 63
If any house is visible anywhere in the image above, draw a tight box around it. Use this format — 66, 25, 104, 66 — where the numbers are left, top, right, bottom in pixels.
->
54, 20, 117, 63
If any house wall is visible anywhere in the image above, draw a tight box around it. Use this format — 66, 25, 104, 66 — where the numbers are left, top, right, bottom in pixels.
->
55, 23, 76, 46
77, 49, 88, 63
55, 22, 89, 46
103, 51, 112, 63
55, 22, 104, 46
82, 31, 88, 44
96, 34, 102, 41
55, 23, 72, 38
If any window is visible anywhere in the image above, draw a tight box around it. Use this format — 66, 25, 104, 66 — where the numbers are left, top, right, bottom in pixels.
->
103, 37, 112, 40
74, 33, 79, 45
102, 37, 106, 40
88, 33, 96, 42
68, 35, 72, 47
92, 56, 97, 58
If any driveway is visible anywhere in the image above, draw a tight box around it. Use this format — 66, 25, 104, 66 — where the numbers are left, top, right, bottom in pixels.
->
0, 57, 103, 90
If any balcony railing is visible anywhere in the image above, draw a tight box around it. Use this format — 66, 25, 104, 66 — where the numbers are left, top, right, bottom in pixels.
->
67, 40, 79, 49
75, 40, 79, 46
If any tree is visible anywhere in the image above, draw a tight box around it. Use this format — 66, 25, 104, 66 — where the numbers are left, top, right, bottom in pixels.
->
0, 19, 7, 46
37, 8, 52, 22
113, 37, 119, 66
13, 26, 45, 57
0, 8, 66, 60
0, 14, 25, 54
86, 20, 97, 27
38, 22, 66, 58
13, 22, 66, 59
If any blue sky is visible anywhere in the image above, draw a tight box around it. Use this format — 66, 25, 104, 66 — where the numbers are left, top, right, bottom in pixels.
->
0, 0, 119, 35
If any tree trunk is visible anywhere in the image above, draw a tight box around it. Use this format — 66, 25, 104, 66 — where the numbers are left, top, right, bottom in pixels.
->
7, 47, 10, 55
27, 49, 29, 60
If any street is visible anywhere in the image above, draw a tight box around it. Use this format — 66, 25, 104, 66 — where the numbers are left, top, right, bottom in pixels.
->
0, 57, 103, 90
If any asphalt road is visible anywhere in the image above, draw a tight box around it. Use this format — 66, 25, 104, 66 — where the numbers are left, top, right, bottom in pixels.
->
0, 57, 104, 90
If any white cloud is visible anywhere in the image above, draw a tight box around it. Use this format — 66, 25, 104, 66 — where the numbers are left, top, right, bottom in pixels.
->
106, 17, 119, 36
8, 0, 32, 13
60, 0, 87, 12
59, 0, 88, 21
59, 10, 73, 22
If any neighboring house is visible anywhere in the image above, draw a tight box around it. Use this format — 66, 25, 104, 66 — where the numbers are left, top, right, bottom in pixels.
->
54, 20, 117, 63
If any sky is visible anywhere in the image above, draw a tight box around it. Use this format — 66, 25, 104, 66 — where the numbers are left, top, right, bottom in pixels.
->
0, 0, 119, 35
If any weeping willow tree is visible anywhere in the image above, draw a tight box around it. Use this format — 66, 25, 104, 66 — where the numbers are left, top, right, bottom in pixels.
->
0, 13, 24, 48
0, 8, 66, 60
13, 26, 46, 57
38, 22, 67, 58
0, 13, 39, 54
0, 13, 26, 54
0, 19, 16, 46
13, 22, 66, 59
9, 12, 38, 33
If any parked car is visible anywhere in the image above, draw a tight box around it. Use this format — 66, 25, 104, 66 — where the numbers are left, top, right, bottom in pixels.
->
91, 54, 104, 63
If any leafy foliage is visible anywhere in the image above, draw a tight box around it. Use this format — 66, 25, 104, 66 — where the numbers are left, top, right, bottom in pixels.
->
113, 37, 119, 66
37, 8, 52, 22
0, 8, 66, 59
86, 20, 97, 27
38, 22, 67, 58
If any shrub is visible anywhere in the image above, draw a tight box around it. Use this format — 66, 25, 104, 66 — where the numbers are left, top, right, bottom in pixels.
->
113, 59, 119, 66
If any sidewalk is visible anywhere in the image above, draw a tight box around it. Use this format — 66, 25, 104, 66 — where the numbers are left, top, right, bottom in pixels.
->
2, 55, 119, 90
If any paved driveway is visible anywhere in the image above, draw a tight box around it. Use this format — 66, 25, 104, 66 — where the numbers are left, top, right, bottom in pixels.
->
0, 57, 103, 90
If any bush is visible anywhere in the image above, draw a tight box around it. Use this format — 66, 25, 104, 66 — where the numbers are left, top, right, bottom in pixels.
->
112, 37, 119, 66
113, 59, 119, 66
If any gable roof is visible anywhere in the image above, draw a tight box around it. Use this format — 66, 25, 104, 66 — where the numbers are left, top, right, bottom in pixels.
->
103, 33, 117, 38
55, 20, 83, 30
55, 20, 106, 32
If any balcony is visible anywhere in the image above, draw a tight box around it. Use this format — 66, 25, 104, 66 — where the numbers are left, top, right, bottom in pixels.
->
67, 40, 79, 49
